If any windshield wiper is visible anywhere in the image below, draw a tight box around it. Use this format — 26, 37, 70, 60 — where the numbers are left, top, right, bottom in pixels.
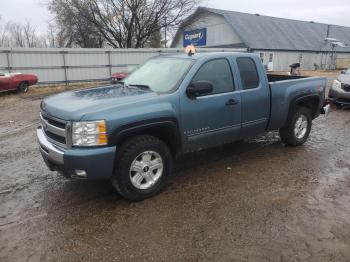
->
113, 81, 126, 87
128, 84, 151, 90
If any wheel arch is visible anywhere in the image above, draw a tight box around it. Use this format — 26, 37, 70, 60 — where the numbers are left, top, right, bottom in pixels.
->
20, 80, 29, 86
110, 118, 182, 157
294, 95, 320, 119
284, 94, 321, 127
18, 81, 29, 90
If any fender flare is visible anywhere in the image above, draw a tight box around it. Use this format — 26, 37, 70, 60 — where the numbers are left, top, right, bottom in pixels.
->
284, 93, 321, 126
109, 117, 182, 155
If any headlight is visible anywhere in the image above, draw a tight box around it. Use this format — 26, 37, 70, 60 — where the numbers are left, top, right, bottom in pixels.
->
72, 120, 107, 146
333, 79, 341, 89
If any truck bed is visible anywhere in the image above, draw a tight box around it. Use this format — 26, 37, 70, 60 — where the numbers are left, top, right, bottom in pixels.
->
267, 73, 306, 82
267, 75, 327, 131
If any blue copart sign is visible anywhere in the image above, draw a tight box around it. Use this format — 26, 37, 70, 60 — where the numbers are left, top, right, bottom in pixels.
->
183, 28, 207, 47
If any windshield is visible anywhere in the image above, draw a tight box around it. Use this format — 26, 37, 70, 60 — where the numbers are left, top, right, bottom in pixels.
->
346, 69, 350, 74
123, 57, 193, 93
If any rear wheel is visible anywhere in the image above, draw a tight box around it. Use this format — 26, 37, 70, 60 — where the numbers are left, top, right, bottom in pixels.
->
18, 82, 29, 93
279, 106, 312, 146
112, 135, 173, 201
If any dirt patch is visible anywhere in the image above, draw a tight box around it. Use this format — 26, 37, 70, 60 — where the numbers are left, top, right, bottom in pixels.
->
1, 79, 350, 261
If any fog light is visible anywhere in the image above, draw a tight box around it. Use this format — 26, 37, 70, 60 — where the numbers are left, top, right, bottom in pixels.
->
75, 170, 87, 178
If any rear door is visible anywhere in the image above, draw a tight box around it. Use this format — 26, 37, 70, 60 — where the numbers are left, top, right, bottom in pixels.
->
235, 57, 270, 137
181, 58, 242, 152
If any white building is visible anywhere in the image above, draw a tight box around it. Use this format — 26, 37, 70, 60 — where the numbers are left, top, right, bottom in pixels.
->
171, 7, 350, 71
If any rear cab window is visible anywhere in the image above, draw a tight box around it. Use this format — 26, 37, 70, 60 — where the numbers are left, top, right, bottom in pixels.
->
236, 57, 260, 90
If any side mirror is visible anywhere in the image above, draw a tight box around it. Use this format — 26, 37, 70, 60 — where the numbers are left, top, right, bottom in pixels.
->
341, 70, 346, 74
186, 81, 213, 98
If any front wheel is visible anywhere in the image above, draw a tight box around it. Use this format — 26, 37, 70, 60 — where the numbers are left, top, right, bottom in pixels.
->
112, 135, 173, 201
279, 106, 312, 146
18, 82, 29, 93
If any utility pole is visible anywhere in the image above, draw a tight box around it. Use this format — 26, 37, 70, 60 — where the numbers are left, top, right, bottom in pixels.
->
321, 25, 331, 70
164, 16, 167, 48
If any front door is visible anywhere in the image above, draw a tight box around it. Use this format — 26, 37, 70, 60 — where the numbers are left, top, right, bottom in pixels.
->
180, 58, 242, 152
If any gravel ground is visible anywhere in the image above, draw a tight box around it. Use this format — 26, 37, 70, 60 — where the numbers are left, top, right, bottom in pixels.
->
1, 78, 350, 262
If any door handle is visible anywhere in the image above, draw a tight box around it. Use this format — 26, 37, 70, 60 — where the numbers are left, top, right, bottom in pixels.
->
225, 99, 239, 106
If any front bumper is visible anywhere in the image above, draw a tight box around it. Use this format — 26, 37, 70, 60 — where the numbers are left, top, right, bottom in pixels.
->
329, 85, 350, 105
37, 127, 116, 180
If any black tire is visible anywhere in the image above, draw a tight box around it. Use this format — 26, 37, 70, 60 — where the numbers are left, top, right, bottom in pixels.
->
18, 82, 29, 93
112, 135, 173, 201
279, 106, 312, 146
335, 103, 343, 109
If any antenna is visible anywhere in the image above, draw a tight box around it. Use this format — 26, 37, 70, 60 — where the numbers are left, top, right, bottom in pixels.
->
324, 37, 337, 42
332, 41, 347, 48
324, 37, 347, 70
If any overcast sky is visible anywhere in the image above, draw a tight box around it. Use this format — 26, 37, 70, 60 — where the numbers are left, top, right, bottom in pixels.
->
1, 0, 350, 33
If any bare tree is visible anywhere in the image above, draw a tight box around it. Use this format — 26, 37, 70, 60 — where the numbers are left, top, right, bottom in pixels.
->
47, 23, 57, 47
0, 17, 59, 48
48, 0, 199, 48
0, 16, 9, 47
6, 22, 25, 47
147, 29, 162, 48
23, 20, 38, 47
48, 0, 105, 48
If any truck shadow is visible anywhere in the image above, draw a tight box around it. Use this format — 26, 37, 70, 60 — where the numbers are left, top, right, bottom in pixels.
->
175, 132, 281, 172
49, 132, 283, 207
41, 132, 281, 212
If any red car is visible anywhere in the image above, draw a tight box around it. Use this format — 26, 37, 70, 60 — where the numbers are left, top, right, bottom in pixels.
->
0, 72, 38, 93
111, 72, 128, 84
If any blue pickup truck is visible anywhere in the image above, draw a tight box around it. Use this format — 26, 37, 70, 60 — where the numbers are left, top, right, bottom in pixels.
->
37, 52, 328, 200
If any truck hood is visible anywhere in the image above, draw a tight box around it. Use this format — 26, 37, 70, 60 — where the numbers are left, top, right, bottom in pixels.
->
338, 74, 350, 85
41, 85, 157, 121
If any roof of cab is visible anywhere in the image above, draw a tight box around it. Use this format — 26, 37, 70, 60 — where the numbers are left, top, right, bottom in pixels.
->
159, 52, 257, 60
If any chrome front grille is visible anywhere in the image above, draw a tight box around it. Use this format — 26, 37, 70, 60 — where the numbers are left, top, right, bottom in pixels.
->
40, 112, 68, 147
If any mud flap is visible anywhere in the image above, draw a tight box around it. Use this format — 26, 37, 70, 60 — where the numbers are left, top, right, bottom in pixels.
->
321, 104, 330, 116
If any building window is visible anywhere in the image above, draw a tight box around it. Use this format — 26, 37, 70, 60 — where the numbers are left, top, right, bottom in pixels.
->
260, 53, 265, 63
269, 53, 274, 63
299, 53, 303, 63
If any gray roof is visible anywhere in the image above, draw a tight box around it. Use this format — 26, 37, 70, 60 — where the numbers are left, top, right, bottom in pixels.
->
175, 7, 350, 52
